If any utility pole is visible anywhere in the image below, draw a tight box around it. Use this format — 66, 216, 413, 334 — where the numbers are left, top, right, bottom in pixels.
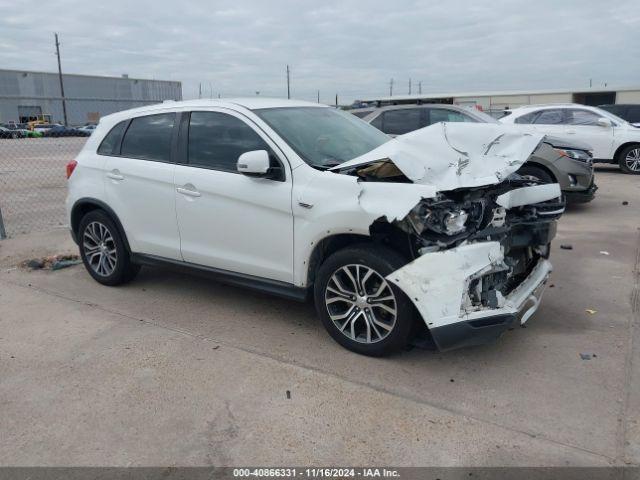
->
409, 78, 412, 95
389, 78, 394, 96
317, 90, 320, 103
335, 94, 338, 107
198, 83, 202, 99
286, 65, 291, 99
54, 33, 68, 126
209, 82, 213, 99
418, 81, 422, 94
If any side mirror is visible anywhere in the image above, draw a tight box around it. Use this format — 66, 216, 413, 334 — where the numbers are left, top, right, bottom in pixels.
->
597, 117, 613, 128
237, 150, 270, 176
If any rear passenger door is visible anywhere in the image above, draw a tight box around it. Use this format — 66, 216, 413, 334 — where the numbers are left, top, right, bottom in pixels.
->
100, 112, 181, 260
173, 109, 294, 283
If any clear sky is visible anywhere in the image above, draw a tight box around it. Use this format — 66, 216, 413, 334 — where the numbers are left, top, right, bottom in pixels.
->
1, 0, 638, 104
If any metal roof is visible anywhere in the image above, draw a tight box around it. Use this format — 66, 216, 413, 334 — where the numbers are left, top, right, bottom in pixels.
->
357, 86, 640, 103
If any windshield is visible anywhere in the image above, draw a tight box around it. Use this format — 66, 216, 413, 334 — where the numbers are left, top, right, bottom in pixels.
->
255, 107, 390, 168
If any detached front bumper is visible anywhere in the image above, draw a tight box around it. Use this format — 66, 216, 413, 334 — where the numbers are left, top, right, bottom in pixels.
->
387, 241, 552, 351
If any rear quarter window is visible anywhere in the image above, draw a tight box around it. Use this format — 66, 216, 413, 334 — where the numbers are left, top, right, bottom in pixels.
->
97, 121, 127, 155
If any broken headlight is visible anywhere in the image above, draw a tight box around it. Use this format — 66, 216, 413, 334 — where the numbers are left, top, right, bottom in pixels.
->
407, 202, 470, 236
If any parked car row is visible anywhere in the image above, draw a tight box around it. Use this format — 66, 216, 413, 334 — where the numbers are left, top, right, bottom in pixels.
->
353, 102, 640, 176
0, 123, 96, 138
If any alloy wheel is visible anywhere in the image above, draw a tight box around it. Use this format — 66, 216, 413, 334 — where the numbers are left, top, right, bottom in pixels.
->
625, 148, 640, 172
324, 264, 397, 344
83, 221, 117, 277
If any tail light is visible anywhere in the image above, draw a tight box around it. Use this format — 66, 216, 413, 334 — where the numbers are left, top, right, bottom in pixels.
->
66, 159, 78, 179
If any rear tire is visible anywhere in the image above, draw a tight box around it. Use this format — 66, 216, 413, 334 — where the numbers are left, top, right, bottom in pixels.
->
618, 144, 640, 174
78, 210, 140, 286
313, 244, 416, 356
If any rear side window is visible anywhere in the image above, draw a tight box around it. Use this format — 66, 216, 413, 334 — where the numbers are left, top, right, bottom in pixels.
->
428, 108, 477, 125
514, 111, 539, 124
382, 109, 422, 135
97, 121, 127, 155
121, 113, 175, 162
188, 111, 269, 172
532, 109, 564, 125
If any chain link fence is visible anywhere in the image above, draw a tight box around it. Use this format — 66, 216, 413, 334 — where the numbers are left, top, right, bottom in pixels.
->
0, 97, 165, 240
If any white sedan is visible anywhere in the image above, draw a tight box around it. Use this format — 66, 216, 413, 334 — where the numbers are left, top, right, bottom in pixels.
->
500, 104, 640, 174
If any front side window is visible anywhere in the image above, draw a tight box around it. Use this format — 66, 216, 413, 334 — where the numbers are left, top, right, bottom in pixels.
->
120, 113, 175, 162
382, 109, 422, 135
532, 109, 564, 125
187, 112, 269, 172
565, 109, 601, 126
255, 107, 389, 168
97, 120, 127, 155
428, 109, 477, 125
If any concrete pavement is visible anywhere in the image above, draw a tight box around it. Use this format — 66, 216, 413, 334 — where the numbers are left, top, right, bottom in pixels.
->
0, 167, 638, 466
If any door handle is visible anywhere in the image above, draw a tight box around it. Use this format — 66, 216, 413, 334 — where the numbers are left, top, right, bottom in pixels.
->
106, 170, 124, 181
176, 186, 201, 198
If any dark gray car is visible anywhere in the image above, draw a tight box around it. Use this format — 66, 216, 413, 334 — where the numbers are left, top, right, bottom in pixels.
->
360, 104, 597, 203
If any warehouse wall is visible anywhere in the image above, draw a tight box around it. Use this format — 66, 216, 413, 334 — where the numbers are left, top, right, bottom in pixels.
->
0, 69, 182, 124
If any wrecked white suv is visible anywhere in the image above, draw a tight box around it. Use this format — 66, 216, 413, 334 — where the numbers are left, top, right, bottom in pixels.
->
66, 99, 563, 356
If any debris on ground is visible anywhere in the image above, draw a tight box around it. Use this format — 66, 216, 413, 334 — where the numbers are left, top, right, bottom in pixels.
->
20, 254, 81, 271
585, 309, 597, 315
560, 244, 573, 250
622, 201, 629, 205
580, 353, 597, 360
599, 251, 610, 256
286, 390, 291, 399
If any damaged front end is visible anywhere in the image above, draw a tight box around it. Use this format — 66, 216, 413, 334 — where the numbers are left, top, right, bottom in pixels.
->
389, 177, 562, 350
331, 123, 564, 350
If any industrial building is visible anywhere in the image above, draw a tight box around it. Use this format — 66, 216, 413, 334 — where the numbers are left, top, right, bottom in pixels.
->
355, 86, 640, 116
0, 69, 182, 125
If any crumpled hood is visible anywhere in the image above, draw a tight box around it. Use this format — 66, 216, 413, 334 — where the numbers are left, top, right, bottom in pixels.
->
331, 123, 545, 191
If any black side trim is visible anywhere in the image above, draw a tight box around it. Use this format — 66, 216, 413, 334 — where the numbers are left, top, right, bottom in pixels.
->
130, 253, 308, 302
430, 314, 517, 351
70, 198, 131, 253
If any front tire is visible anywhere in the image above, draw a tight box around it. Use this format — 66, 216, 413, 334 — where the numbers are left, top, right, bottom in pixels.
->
516, 165, 555, 183
78, 210, 140, 286
313, 244, 416, 356
618, 145, 640, 174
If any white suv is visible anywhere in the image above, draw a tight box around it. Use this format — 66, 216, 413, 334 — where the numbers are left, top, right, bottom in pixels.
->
500, 103, 640, 174
66, 99, 563, 356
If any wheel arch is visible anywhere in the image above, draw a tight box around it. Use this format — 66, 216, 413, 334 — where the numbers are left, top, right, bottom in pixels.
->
517, 162, 557, 183
305, 233, 372, 287
70, 198, 131, 252
614, 142, 640, 162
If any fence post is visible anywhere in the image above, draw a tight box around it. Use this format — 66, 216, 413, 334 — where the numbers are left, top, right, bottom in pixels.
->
0, 205, 6, 239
